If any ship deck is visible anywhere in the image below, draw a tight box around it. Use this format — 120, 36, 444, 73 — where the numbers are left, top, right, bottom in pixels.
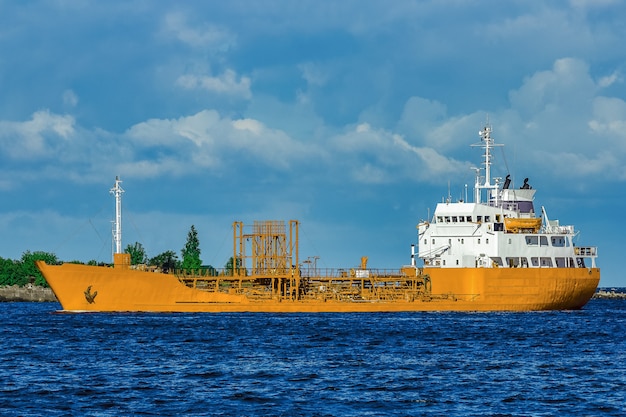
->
175, 267, 432, 303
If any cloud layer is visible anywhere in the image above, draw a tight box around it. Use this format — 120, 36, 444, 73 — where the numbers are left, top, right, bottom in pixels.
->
0, 1, 624, 285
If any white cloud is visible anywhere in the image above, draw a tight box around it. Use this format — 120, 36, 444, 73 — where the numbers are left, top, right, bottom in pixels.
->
163, 11, 236, 51
3, 54, 626, 195
125, 110, 226, 173
351, 163, 387, 184
176, 70, 252, 98
509, 58, 595, 118
392, 57, 626, 186
569, 0, 621, 10
480, 57, 626, 183
62, 89, 79, 107
398, 97, 447, 139
391, 134, 470, 178
355, 122, 370, 133
115, 157, 190, 179
125, 109, 316, 175
330, 122, 468, 184
0, 110, 75, 159
597, 70, 623, 88
535, 150, 623, 180
397, 97, 489, 158
225, 117, 316, 169
232, 118, 263, 135
588, 96, 626, 148
299, 62, 330, 87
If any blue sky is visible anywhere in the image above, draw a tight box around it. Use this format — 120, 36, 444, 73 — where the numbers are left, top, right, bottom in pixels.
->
0, 1, 624, 287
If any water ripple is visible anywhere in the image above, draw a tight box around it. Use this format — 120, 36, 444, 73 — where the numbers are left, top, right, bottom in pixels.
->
0, 300, 625, 416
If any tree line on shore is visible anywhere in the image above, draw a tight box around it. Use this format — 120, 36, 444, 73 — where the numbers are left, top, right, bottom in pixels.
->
0, 225, 212, 288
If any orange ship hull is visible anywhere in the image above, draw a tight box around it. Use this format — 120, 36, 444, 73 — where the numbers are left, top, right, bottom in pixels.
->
37, 261, 599, 312
425, 266, 600, 310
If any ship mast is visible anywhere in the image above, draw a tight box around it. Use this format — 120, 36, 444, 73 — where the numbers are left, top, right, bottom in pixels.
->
472, 121, 502, 204
110, 176, 124, 258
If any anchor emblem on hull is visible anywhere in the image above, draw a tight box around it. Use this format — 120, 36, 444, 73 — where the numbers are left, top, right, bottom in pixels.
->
84, 285, 98, 304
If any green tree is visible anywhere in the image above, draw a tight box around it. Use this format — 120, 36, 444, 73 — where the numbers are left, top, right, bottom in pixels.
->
20, 251, 59, 287
149, 250, 180, 273
181, 225, 202, 271
224, 256, 243, 276
0, 257, 20, 286
125, 242, 147, 265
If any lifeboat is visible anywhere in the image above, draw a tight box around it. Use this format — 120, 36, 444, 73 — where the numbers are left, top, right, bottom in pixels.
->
504, 217, 541, 233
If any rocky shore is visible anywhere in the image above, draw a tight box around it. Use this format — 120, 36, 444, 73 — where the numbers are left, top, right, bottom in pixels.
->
0, 285, 57, 302
593, 289, 626, 300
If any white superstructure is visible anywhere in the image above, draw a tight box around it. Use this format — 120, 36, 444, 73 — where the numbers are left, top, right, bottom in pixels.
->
417, 123, 597, 270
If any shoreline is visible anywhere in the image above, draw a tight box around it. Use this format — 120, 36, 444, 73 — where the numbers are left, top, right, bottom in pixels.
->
0, 285, 623, 303
0, 285, 57, 302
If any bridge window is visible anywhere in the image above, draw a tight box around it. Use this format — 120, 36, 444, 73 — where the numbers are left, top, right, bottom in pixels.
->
526, 236, 538, 246
485, 216, 491, 222
506, 257, 520, 267
452, 216, 458, 222
437, 216, 443, 223
540, 236, 549, 246
477, 216, 483, 222
466, 216, 472, 222
459, 216, 465, 223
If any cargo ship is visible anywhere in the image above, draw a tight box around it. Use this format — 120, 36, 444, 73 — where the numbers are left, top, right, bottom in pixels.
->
37, 123, 599, 312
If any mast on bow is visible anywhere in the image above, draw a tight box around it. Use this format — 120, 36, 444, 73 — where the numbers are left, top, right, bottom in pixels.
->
110, 176, 124, 259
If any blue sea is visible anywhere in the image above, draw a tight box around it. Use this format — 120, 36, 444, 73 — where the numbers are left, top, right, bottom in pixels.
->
1, 300, 625, 417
